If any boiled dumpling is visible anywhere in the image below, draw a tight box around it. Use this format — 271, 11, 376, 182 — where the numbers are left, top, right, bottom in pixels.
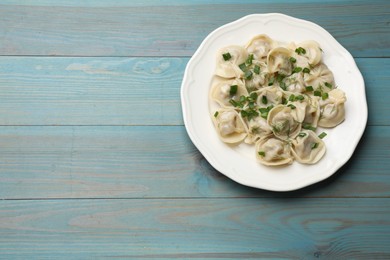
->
244, 116, 272, 144
215, 45, 248, 78
295, 40, 322, 67
303, 63, 335, 92
282, 91, 308, 123
267, 47, 293, 75
255, 135, 293, 166
284, 72, 305, 93
291, 130, 326, 164
210, 77, 247, 107
212, 108, 247, 144
318, 89, 346, 128
267, 104, 303, 140
245, 34, 276, 60
286, 100, 307, 124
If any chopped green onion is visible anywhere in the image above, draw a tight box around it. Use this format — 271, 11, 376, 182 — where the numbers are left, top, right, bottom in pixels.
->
311, 142, 319, 149
276, 73, 286, 82
222, 52, 231, 61
241, 108, 259, 121
318, 132, 327, 139
298, 132, 307, 138
325, 82, 333, 88
295, 47, 306, 55
244, 70, 253, 80
289, 57, 297, 63
314, 90, 322, 97
253, 65, 260, 74
239, 63, 246, 72
303, 67, 310, 73
305, 86, 314, 92
259, 105, 273, 119
258, 151, 266, 157
322, 92, 329, 100
249, 110, 259, 119
229, 85, 238, 96
229, 97, 244, 108
268, 78, 274, 86
261, 95, 268, 105
259, 110, 268, 119
249, 92, 258, 101
302, 123, 316, 131
289, 94, 305, 102
214, 111, 219, 118
292, 67, 303, 74
275, 73, 287, 90
287, 104, 296, 109
259, 107, 268, 113
229, 99, 239, 107
279, 81, 287, 91
245, 54, 254, 65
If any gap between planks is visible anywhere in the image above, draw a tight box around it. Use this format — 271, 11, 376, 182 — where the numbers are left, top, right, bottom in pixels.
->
2, 196, 390, 201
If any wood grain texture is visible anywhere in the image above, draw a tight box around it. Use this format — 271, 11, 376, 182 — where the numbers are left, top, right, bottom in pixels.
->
1, 198, 389, 258
2, 0, 367, 6
0, 1, 389, 258
0, 57, 186, 125
0, 125, 388, 199
358, 58, 390, 126
0, 57, 387, 126
0, 1, 389, 57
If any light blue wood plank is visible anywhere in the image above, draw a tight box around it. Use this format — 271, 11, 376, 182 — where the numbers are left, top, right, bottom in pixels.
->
0, 125, 388, 199
0, 57, 186, 125
0, 198, 389, 258
357, 58, 390, 126
1, 0, 371, 7
0, 1, 388, 57
0, 57, 387, 126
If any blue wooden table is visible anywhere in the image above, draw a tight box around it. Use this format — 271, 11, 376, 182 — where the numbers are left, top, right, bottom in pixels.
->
1, 1, 389, 258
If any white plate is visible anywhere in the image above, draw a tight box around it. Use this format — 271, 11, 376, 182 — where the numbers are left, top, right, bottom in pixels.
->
181, 13, 367, 191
